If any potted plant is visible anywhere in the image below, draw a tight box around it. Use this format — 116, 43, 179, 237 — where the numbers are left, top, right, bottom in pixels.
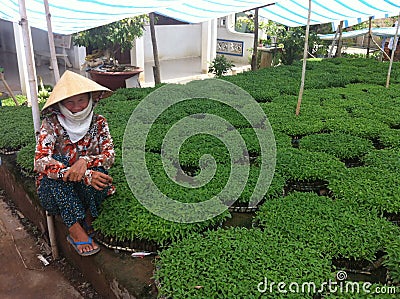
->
72, 16, 148, 90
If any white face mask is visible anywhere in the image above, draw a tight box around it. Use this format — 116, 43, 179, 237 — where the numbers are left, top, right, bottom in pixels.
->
57, 97, 94, 143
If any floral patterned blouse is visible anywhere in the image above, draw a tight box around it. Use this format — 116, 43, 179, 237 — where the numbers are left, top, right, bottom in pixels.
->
34, 111, 116, 195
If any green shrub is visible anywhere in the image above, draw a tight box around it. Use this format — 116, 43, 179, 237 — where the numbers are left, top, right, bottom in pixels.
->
208, 55, 234, 77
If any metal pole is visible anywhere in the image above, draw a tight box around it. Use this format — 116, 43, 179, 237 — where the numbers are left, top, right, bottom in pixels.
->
295, 0, 311, 116
386, 15, 400, 88
18, 0, 59, 260
43, 0, 60, 82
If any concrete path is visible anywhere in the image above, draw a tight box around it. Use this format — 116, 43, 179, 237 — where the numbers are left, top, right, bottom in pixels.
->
0, 191, 83, 299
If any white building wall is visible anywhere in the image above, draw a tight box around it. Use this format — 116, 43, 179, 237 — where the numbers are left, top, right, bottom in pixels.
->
0, 19, 16, 54
143, 24, 202, 62
216, 15, 255, 66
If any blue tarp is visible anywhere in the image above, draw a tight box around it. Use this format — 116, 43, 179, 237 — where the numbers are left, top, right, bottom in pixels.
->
0, 0, 399, 34
259, 0, 399, 29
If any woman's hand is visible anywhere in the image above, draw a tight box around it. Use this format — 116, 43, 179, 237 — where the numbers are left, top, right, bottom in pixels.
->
63, 158, 87, 182
90, 171, 113, 191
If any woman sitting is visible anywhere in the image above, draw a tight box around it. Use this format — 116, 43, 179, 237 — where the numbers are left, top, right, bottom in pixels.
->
34, 71, 115, 256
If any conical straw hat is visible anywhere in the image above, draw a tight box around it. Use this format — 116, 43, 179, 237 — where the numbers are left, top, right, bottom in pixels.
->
42, 70, 112, 111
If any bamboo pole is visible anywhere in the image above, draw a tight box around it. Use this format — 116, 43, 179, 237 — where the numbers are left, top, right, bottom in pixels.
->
149, 13, 161, 85
371, 38, 390, 60
366, 17, 372, 58
295, 0, 311, 116
251, 8, 259, 71
42, 0, 59, 260
386, 15, 400, 88
18, 0, 40, 133
43, 0, 60, 82
328, 25, 340, 58
19, 0, 59, 260
335, 21, 344, 57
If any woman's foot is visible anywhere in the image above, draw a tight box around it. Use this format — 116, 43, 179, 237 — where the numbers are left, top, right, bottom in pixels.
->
80, 213, 95, 237
68, 222, 99, 255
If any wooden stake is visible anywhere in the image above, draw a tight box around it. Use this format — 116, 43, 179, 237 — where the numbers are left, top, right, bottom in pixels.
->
251, 8, 259, 71
0, 72, 19, 106
149, 13, 161, 85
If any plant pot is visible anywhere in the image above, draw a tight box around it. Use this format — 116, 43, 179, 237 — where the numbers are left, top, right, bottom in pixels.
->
88, 66, 143, 91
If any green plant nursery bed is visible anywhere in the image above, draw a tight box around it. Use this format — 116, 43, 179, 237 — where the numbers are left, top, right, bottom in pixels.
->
3, 57, 400, 298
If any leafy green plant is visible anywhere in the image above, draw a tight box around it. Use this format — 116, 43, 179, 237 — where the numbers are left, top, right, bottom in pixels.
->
208, 55, 235, 77
325, 116, 390, 140
383, 236, 400, 284
255, 192, 398, 260
275, 148, 347, 182
279, 27, 322, 65
329, 166, 400, 214
3, 58, 400, 294
235, 14, 284, 43
73, 15, 148, 59
362, 149, 400, 172
16, 142, 36, 174
37, 76, 52, 103
0, 106, 35, 151
156, 227, 332, 298
299, 132, 374, 160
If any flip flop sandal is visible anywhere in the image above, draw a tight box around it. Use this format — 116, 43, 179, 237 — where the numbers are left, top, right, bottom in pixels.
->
67, 235, 100, 256
80, 220, 95, 237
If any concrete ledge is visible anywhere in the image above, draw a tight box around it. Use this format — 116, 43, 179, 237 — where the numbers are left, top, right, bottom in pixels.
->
0, 154, 157, 299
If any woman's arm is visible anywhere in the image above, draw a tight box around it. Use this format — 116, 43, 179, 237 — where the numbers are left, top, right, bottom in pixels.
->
34, 118, 69, 180
82, 116, 115, 170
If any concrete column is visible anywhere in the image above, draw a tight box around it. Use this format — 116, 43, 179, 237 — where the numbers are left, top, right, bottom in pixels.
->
201, 20, 217, 74
130, 36, 145, 82
210, 19, 217, 63
72, 46, 86, 70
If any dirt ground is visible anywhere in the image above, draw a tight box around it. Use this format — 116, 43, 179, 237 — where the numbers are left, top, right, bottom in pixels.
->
0, 189, 103, 299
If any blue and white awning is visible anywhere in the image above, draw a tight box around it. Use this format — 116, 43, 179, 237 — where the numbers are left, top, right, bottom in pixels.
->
0, 0, 180, 34
0, 0, 399, 34
155, 1, 277, 24
259, 0, 400, 28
